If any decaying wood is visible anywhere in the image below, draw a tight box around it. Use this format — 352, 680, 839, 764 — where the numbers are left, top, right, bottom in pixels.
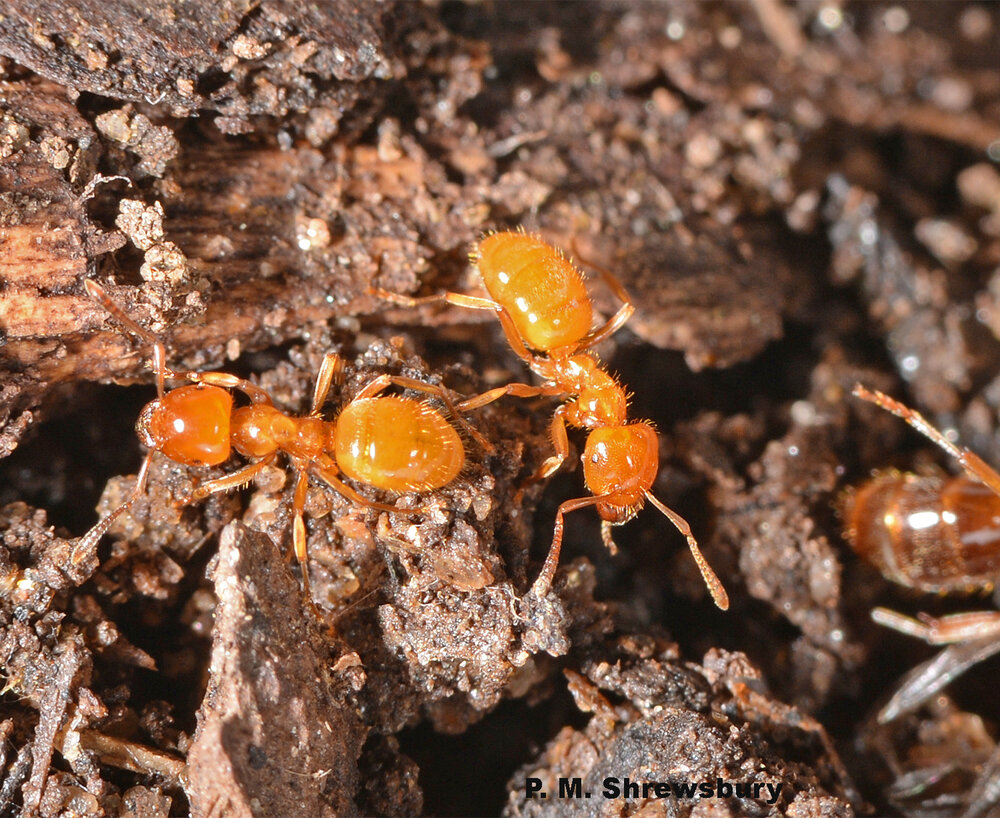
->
0, 0, 397, 125
186, 523, 366, 818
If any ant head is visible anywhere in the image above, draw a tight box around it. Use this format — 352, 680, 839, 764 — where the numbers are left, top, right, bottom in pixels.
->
582, 422, 659, 517
136, 384, 233, 466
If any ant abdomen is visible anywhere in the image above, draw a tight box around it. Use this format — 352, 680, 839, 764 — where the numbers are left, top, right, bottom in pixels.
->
844, 472, 1000, 593
477, 231, 593, 351
333, 396, 464, 492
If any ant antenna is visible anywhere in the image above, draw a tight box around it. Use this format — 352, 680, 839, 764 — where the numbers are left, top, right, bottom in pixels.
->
645, 491, 729, 610
85, 280, 168, 397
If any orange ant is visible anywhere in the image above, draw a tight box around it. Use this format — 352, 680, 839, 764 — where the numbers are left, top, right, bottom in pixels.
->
844, 384, 1000, 720
374, 230, 728, 608
80, 280, 484, 601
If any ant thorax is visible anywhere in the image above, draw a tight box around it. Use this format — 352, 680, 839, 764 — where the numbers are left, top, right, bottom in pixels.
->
547, 355, 628, 429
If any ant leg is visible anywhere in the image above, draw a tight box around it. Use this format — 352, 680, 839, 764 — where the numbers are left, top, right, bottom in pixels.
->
371, 285, 511, 355
388, 377, 496, 454
194, 454, 317, 606
351, 373, 394, 402
645, 491, 729, 610
854, 385, 1000, 496
85, 280, 168, 397
877, 637, 1000, 723
291, 468, 312, 603
576, 299, 634, 352
530, 494, 606, 598
311, 353, 345, 415
354, 374, 472, 410
455, 381, 560, 412
513, 407, 569, 504
75, 453, 154, 556
187, 454, 276, 502
370, 287, 500, 314
372, 284, 547, 371
872, 607, 1000, 644
491, 307, 546, 367
312, 457, 430, 516
520, 406, 570, 486
373, 284, 545, 365
166, 369, 273, 405
569, 238, 636, 351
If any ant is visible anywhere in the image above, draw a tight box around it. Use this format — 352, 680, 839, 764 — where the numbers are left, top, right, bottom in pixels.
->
80, 280, 485, 602
374, 230, 728, 608
843, 384, 1000, 721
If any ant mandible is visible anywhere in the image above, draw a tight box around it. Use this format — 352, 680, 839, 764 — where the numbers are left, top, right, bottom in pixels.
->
374, 230, 729, 608
80, 280, 483, 601
844, 384, 1000, 720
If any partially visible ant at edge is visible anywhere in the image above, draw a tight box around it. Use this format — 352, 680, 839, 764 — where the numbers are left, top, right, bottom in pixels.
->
373, 229, 729, 609
78, 279, 493, 604
843, 384, 1000, 726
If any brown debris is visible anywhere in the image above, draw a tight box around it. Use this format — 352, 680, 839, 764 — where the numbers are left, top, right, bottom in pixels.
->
608, 225, 791, 371
823, 176, 975, 416
0, 81, 102, 344
0, 0, 396, 124
358, 735, 423, 817
21, 636, 89, 815
186, 523, 367, 818
504, 641, 856, 817
118, 787, 173, 818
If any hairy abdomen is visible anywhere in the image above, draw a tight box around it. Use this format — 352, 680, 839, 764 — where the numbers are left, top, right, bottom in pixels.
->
844, 473, 1000, 592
